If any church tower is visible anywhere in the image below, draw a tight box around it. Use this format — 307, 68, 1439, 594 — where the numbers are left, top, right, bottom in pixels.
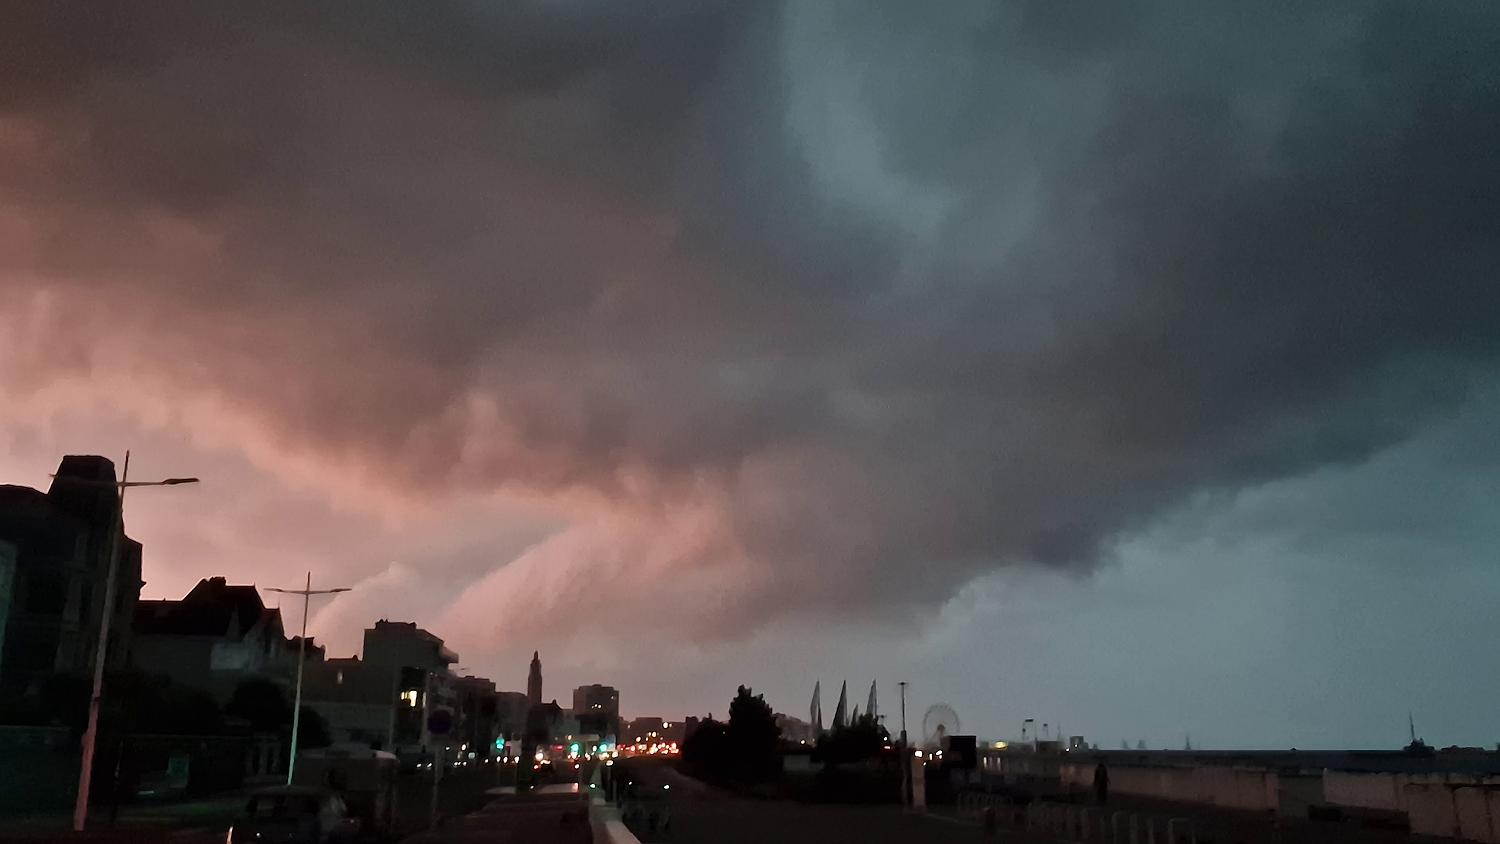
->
527, 651, 543, 707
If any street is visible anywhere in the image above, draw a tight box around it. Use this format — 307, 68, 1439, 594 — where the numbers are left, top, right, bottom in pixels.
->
613, 759, 1002, 844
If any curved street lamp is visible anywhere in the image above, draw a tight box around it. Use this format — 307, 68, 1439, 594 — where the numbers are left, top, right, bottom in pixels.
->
267, 574, 351, 785
61, 452, 201, 832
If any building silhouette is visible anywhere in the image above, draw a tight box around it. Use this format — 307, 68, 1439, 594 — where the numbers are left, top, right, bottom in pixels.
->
572, 683, 619, 737
302, 620, 458, 761
132, 577, 290, 704
0, 456, 142, 702
527, 650, 542, 708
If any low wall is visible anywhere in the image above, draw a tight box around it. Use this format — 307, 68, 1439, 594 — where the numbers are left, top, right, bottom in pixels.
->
1403, 784, 1500, 843
1325, 771, 1500, 843
983, 753, 1500, 840
588, 795, 642, 844
1061, 762, 1279, 812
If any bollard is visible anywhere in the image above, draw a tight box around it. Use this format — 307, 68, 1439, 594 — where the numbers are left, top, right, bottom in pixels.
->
1129, 813, 1142, 844
983, 806, 998, 837
1112, 811, 1129, 843
1145, 815, 1158, 844
1065, 806, 1079, 840
1167, 818, 1194, 844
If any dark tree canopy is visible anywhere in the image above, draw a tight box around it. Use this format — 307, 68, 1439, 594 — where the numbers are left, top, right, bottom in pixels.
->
681, 717, 730, 780
296, 706, 332, 750
682, 686, 783, 784
225, 679, 293, 732
817, 712, 888, 766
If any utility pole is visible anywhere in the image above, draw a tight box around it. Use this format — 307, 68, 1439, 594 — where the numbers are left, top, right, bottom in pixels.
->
267, 573, 351, 785
71, 454, 200, 832
899, 681, 909, 809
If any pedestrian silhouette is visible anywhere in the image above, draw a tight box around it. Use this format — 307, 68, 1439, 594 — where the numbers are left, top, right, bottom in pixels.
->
1094, 762, 1109, 805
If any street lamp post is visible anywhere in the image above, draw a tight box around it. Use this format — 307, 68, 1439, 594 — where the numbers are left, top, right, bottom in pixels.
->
899, 681, 909, 809
69, 452, 200, 832
267, 574, 350, 785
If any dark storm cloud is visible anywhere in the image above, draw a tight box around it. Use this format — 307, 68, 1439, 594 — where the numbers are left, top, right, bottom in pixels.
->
2, 0, 1497, 630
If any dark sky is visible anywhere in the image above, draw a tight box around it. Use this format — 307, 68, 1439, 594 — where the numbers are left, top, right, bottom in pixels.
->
1, 1, 1496, 748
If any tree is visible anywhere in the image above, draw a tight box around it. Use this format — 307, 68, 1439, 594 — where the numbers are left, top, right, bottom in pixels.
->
681, 686, 784, 784
296, 706, 332, 750
727, 686, 781, 782
38, 673, 92, 733
817, 712, 886, 767
225, 680, 292, 732
681, 718, 730, 780
98, 672, 223, 736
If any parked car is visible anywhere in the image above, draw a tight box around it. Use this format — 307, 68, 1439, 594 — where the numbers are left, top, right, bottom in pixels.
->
228, 786, 361, 843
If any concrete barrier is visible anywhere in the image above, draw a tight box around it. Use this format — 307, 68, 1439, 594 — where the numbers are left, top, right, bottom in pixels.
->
1326, 771, 1500, 841
1081, 807, 1101, 839
589, 796, 642, 844
1063, 762, 1278, 812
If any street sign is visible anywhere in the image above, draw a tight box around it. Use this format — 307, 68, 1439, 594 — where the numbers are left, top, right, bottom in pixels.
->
427, 709, 453, 735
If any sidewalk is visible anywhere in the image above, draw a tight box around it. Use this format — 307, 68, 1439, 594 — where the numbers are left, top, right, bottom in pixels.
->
399, 791, 590, 844
0, 796, 244, 844
950, 790, 1444, 844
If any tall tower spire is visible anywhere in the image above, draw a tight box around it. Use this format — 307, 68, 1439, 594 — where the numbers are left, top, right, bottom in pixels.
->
811, 682, 822, 734
527, 651, 543, 707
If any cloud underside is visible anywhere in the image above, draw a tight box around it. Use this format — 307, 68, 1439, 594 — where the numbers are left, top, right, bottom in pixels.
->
1, 0, 1497, 643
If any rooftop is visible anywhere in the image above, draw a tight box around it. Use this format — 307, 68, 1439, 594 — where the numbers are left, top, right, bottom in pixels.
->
134, 577, 277, 637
